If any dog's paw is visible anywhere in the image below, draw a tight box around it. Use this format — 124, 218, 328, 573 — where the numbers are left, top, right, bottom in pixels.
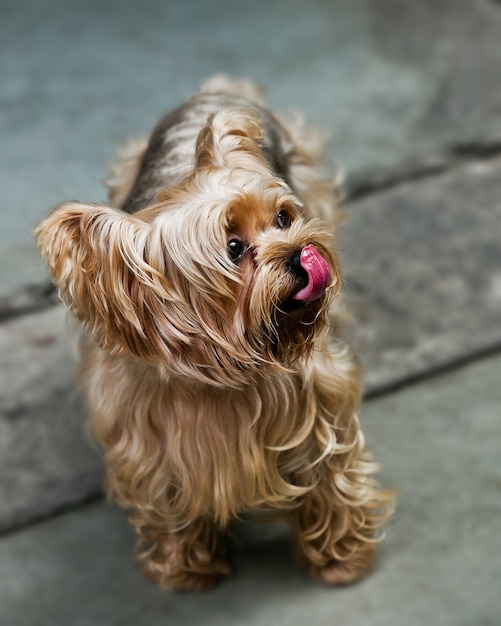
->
304, 541, 375, 586
144, 557, 232, 592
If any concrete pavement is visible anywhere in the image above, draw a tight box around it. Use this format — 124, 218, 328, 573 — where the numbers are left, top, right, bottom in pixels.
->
2, 0, 501, 623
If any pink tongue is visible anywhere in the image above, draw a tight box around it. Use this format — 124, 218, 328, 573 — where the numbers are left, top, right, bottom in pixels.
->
292, 245, 332, 303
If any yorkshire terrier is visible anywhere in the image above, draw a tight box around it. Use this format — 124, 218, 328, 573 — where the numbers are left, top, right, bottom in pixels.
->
35, 76, 393, 591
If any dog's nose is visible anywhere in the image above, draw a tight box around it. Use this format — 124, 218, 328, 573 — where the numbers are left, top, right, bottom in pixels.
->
288, 249, 305, 276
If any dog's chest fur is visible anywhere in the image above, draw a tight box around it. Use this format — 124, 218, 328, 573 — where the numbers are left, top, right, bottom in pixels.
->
83, 343, 320, 525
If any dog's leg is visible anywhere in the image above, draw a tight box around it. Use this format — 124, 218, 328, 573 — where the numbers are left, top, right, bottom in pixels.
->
131, 514, 231, 592
291, 348, 394, 585
292, 477, 383, 585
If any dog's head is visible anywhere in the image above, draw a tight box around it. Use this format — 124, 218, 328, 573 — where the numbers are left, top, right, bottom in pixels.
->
35, 109, 340, 386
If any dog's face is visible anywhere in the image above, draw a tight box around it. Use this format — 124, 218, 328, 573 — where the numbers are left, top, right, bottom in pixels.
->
35, 109, 340, 386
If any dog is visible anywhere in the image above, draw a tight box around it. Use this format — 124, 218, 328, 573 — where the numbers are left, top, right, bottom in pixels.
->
35, 76, 393, 591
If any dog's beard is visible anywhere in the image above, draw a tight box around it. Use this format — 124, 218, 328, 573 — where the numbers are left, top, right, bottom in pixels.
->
235, 243, 337, 369
248, 297, 330, 366
143, 252, 336, 387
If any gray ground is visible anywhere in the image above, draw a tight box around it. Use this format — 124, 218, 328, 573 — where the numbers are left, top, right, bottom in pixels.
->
1, 0, 501, 624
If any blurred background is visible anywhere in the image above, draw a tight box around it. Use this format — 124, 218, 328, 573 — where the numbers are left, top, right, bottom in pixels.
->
1, 0, 500, 624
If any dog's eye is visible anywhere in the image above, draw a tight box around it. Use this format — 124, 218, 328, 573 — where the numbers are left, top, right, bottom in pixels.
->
227, 239, 245, 262
276, 210, 292, 229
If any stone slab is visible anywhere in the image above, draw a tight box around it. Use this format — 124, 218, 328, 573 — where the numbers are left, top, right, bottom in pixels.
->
0, 282, 57, 323
1, 356, 500, 626
0, 244, 50, 301
341, 157, 501, 393
0, 306, 104, 533
3, 0, 501, 295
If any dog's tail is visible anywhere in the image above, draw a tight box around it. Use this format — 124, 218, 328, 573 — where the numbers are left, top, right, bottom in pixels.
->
200, 74, 266, 105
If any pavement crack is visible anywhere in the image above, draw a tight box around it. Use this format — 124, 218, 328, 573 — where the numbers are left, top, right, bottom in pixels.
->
0, 492, 104, 538
365, 342, 501, 401
0, 282, 58, 323
347, 138, 501, 202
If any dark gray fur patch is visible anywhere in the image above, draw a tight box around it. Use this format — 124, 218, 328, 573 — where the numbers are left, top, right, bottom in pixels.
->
121, 92, 293, 214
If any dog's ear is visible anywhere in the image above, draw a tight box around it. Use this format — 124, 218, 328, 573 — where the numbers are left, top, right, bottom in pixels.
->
34, 202, 169, 358
194, 107, 267, 170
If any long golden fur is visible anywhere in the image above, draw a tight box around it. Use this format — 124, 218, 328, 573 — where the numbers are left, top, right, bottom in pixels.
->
35, 76, 394, 591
